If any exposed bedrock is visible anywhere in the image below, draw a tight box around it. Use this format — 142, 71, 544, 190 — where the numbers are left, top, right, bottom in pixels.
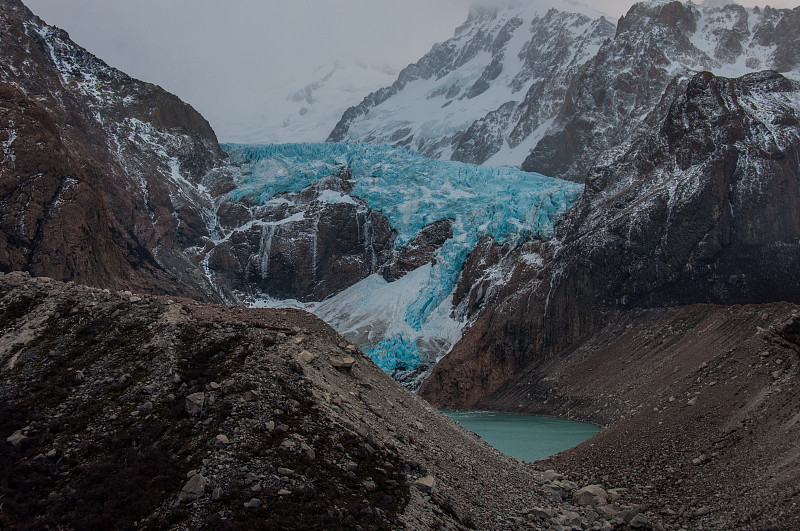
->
0, 0, 224, 300
203, 173, 456, 303
421, 70, 800, 408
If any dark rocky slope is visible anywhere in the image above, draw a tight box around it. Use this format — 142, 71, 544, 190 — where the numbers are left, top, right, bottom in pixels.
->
0, 0, 223, 300
483, 303, 800, 530
0, 271, 638, 530
421, 70, 800, 408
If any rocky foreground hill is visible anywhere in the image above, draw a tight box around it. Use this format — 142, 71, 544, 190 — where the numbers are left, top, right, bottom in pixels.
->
3, 273, 798, 529
1, 271, 651, 530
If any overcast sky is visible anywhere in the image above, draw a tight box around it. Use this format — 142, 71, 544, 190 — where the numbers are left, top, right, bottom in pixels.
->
24, 0, 800, 141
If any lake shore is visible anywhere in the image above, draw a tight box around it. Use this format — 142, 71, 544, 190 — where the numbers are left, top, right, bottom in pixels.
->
476, 303, 800, 530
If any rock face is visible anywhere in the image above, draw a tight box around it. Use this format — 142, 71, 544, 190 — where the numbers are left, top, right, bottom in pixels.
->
199, 170, 462, 303
202, 172, 396, 302
380, 219, 453, 282
0, 0, 223, 299
522, 1, 800, 181
332, 1, 800, 180
421, 70, 800, 408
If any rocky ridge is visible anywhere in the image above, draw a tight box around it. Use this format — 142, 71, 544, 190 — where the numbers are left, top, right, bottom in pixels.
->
522, 0, 800, 181
0, 0, 224, 300
200, 170, 397, 303
0, 271, 649, 530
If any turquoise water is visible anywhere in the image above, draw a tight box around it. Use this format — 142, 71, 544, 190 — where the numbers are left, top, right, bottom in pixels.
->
442, 410, 600, 462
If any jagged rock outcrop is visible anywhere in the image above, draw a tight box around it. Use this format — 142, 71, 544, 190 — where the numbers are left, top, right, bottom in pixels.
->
197, 166, 461, 303
421, 70, 800, 408
202, 172, 396, 302
0, 0, 224, 299
522, 1, 800, 181
380, 219, 453, 282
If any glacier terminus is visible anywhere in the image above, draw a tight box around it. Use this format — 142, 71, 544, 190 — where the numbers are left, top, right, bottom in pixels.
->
204, 142, 582, 385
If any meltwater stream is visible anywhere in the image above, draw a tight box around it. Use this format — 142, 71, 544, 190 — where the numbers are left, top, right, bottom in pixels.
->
443, 410, 600, 462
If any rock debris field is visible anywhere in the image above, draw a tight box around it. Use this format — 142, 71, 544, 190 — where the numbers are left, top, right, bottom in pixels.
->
1, 271, 655, 530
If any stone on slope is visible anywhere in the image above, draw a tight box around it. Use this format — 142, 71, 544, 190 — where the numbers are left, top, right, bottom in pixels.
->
573, 485, 608, 507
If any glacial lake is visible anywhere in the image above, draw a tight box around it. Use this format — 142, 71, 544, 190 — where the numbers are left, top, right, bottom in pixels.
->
442, 410, 600, 462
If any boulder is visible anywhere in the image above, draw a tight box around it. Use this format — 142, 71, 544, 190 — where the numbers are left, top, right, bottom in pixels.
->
244, 497, 262, 508
6, 430, 28, 446
331, 356, 356, 373
178, 474, 207, 503
629, 513, 652, 529
414, 475, 436, 493
298, 350, 317, 362
542, 469, 564, 482
185, 392, 205, 416
573, 484, 608, 507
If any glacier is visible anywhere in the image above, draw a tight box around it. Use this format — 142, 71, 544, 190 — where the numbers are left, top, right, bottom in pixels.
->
223, 142, 582, 383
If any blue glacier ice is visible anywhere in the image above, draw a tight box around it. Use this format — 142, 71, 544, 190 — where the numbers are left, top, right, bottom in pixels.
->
368, 335, 422, 374
223, 142, 583, 376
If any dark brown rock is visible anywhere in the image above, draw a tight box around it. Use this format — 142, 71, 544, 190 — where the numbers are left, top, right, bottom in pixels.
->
202, 173, 396, 302
0, 0, 223, 300
381, 219, 453, 282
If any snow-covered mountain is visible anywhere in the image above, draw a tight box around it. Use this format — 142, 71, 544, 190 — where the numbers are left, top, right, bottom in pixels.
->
213, 62, 398, 144
522, 0, 800, 181
330, 1, 800, 181
328, 2, 615, 167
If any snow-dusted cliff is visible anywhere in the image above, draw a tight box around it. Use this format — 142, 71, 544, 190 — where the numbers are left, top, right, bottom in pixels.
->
0, 0, 223, 299
422, 69, 800, 407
